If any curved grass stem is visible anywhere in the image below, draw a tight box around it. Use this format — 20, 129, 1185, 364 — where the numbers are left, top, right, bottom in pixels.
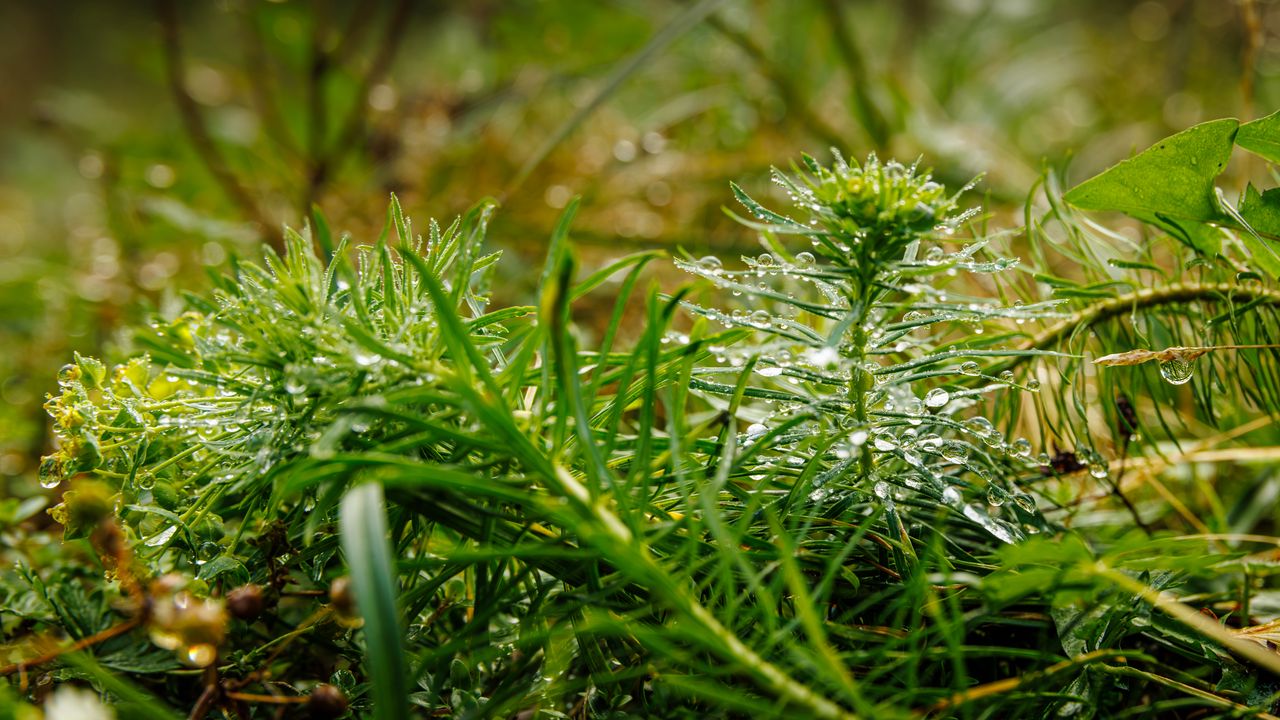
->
996, 282, 1280, 374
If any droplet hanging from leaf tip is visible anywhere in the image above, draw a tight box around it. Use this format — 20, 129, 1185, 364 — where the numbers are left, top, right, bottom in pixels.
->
1158, 354, 1195, 385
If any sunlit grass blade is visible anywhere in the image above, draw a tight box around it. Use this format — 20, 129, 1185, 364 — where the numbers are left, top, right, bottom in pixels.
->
340, 482, 410, 720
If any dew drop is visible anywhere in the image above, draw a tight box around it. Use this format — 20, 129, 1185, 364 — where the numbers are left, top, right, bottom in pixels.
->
986, 486, 1007, 506
1158, 355, 1195, 385
144, 525, 178, 547
941, 443, 967, 464
1013, 493, 1037, 513
924, 388, 950, 408
941, 485, 962, 506
38, 455, 63, 489
872, 434, 897, 452
965, 417, 994, 437
795, 251, 816, 266
757, 366, 784, 377
959, 361, 980, 376
185, 643, 217, 667
57, 364, 80, 386
1089, 459, 1109, 479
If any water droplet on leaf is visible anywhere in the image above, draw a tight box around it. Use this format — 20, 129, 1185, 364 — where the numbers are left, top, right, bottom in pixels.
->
697, 256, 723, 272
1158, 355, 1195, 385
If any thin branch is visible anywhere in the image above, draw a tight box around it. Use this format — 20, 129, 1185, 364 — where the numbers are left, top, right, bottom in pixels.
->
329, 0, 378, 67
304, 0, 331, 215
188, 665, 220, 720
1098, 664, 1280, 720
303, 0, 413, 214
705, 13, 846, 152
820, 0, 890, 151
223, 691, 308, 704
0, 617, 142, 676
236, 1, 301, 159
501, 0, 731, 202
1000, 282, 1280, 373
923, 649, 1136, 714
1241, 0, 1262, 119
157, 0, 275, 245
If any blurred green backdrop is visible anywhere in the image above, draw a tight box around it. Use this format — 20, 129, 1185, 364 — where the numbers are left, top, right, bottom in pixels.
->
0, 0, 1272, 498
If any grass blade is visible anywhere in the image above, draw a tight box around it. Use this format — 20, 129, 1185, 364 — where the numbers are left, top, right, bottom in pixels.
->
340, 483, 409, 720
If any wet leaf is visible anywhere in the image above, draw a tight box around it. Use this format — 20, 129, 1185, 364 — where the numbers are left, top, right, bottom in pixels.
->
1064, 119, 1239, 255
1238, 108, 1280, 165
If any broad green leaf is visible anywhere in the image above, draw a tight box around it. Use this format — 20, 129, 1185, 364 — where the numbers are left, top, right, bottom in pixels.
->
1064, 118, 1237, 221
1238, 108, 1280, 164
1234, 184, 1280, 277
1239, 184, 1280, 233
1152, 214, 1225, 256
1064, 119, 1239, 254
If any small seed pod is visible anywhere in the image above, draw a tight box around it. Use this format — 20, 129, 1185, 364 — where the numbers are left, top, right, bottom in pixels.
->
226, 584, 265, 621
329, 577, 361, 627
307, 684, 349, 719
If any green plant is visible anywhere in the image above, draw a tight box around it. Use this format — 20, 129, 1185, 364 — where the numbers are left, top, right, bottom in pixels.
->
7, 115, 1280, 719
678, 151, 1057, 545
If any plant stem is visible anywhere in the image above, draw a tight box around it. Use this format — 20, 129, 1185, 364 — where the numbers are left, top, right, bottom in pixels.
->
820, 0, 890, 151
706, 13, 846, 151
0, 617, 142, 677
846, 273, 881, 481
578, 495, 862, 719
156, 0, 274, 245
923, 648, 1135, 714
1001, 283, 1280, 373
501, 0, 728, 202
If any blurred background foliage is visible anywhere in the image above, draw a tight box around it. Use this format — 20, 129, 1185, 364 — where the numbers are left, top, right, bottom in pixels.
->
0, 0, 1272, 500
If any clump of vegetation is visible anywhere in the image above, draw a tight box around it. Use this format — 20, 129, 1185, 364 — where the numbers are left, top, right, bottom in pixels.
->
5, 113, 1280, 719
